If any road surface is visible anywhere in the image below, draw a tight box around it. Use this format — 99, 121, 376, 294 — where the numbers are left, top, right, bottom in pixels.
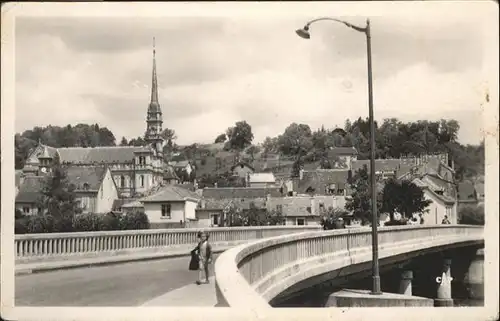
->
16, 255, 218, 306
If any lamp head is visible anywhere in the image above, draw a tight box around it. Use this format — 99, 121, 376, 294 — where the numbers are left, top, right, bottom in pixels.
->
295, 25, 311, 39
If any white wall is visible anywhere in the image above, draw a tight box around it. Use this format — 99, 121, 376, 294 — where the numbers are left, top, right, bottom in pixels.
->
143, 201, 185, 224
96, 169, 119, 213
421, 189, 455, 225
284, 216, 321, 226
184, 200, 198, 220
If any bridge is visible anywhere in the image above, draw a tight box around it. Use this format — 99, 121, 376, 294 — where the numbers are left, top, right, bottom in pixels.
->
14, 225, 483, 307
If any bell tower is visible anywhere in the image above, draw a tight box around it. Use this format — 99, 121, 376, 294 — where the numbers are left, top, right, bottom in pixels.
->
144, 37, 164, 156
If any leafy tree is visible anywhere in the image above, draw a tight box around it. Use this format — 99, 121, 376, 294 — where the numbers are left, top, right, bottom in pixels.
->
344, 165, 382, 225
321, 207, 348, 230
380, 179, 432, 221
120, 137, 128, 146
458, 205, 484, 225
214, 133, 227, 143
119, 210, 150, 230
262, 136, 279, 155
160, 128, 177, 149
396, 180, 432, 219
225, 121, 254, 151
246, 145, 261, 161
128, 137, 146, 146
277, 123, 313, 157
37, 162, 81, 232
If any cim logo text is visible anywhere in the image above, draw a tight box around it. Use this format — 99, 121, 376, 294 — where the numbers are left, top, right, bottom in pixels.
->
435, 274, 454, 284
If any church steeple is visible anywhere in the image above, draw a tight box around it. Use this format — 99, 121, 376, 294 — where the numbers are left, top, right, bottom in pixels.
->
145, 37, 164, 156
150, 37, 160, 109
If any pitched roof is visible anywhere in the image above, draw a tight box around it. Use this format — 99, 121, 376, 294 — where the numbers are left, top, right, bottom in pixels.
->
230, 161, 255, 171
122, 200, 144, 208
65, 165, 108, 191
249, 173, 276, 183
298, 170, 350, 194
140, 185, 200, 203
16, 176, 46, 203
327, 147, 358, 156
57, 146, 153, 164
352, 158, 417, 176
202, 187, 282, 199
412, 178, 455, 205
203, 197, 267, 210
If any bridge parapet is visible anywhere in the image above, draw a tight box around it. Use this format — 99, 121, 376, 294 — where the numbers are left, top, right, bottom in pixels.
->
214, 225, 484, 308
15, 226, 320, 264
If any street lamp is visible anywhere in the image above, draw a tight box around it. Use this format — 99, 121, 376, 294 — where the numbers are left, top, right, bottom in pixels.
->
296, 17, 382, 295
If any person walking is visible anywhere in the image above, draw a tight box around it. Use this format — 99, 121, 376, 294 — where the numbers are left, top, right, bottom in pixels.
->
196, 231, 212, 285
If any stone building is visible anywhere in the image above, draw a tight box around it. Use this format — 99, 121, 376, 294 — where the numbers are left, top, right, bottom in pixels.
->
20, 41, 167, 198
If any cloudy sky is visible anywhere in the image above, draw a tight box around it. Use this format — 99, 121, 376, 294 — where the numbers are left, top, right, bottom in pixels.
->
14, 3, 493, 146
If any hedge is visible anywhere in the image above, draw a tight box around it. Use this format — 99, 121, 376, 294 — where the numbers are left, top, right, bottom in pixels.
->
14, 211, 150, 234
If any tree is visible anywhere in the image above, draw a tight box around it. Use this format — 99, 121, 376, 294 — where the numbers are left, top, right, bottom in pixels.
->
128, 137, 146, 146
246, 145, 261, 161
396, 180, 432, 219
277, 123, 313, 157
214, 133, 227, 144
37, 162, 82, 232
262, 136, 279, 155
321, 207, 348, 230
344, 165, 382, 225
458, 205, 484, 225
120, 137, 128, 146
225, 121, 254, 151
160, 128, 177, 147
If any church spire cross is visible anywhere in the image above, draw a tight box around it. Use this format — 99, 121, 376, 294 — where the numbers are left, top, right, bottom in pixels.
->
150, 37, 159, 106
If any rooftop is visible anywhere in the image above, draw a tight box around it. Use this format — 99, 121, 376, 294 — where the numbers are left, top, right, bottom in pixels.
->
202, 187, 282, 199
15, 176, 46, 204
140, 185, 200, 203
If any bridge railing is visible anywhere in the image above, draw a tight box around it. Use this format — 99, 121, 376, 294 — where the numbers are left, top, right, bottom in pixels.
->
15, 225, 320, 263
214, 225, 484, 309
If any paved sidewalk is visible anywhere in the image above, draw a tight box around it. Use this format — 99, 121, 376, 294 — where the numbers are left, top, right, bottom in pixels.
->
141, 276, 217, 306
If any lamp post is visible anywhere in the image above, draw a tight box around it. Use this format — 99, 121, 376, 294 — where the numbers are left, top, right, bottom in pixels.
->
296, 17, 381, 295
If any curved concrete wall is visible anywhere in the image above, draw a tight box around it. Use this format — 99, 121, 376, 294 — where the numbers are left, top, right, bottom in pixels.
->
214, 225, 484, 308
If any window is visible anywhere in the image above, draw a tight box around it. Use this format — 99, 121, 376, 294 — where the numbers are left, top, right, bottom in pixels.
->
276, 205, 283, 213
23, 207, 30, 214
306, 206, 312, 214
296, 218, 305, 226
83, 183, 90, 190
120, 175, 125, 188
212, 214, 219, 226
161, 203, 172, 218
319, 202, 324, 210
140, 175, 145, 187
337, 188, 345, 196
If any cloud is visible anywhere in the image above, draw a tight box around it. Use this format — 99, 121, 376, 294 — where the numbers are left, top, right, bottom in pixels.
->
15, 14, 487, 146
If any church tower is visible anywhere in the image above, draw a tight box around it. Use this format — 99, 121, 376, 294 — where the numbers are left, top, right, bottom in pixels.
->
145, 37, 164, 156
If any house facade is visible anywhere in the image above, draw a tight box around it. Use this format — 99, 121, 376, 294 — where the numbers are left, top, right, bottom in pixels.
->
140, 185, 200, 227
267, 195, 348, 226
15, 165, 119, 215
231, 162, 254, 180
20, 44, 167, 198
248, 173, 277, 188
413, 178, 457, 224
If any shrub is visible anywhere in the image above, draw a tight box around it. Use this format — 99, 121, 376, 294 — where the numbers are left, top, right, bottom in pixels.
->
73, 213, 102, 232
384, 218, 409, 226
458, 205, 484, 225
15, 218, 29, 234
119, 211, 150, 230
99, 212, 122, 231
27, 215, 56, 233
